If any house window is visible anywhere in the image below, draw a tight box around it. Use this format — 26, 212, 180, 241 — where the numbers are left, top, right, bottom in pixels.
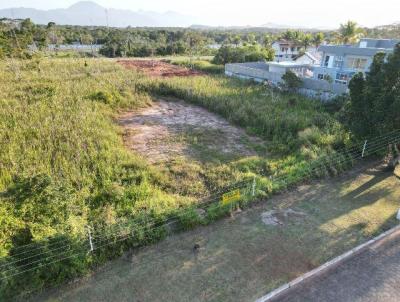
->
346, 57, 368, 70
324, 55, 330, 67
335, 72, 349, 84
291, 47, 295, 52
281, 47, 285, 52
333, 56, 344, 68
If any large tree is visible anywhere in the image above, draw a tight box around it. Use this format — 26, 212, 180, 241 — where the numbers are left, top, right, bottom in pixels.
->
347, 44, 400, 169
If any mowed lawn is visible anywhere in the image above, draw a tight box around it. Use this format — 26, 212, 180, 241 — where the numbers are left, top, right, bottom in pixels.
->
33, 162, 400, 302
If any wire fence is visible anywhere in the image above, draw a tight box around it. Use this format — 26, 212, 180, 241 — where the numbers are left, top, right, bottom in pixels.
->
1, 129, 400, 286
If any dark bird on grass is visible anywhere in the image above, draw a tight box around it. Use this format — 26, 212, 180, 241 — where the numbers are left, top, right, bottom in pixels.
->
193, 243, 200, 252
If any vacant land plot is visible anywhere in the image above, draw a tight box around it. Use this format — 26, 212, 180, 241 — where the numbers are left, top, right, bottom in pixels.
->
117, 59, 204, 77
119, 99, 265, 163
34, 162, 400, 302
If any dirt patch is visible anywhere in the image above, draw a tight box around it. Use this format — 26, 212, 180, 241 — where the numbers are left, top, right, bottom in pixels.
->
261, 209, 307, 226
117, 59, 204, 77
118, 99, 265, 163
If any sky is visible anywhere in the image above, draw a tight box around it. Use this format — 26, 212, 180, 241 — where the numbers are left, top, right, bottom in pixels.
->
0, 0, 399, 28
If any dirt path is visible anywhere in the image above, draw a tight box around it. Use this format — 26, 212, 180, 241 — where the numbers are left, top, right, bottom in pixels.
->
118, 99, 265, 163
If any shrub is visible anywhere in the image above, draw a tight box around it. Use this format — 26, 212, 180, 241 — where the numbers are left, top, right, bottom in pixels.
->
213, 45, 274, 65
281, 70, 303, 92
177, 207, 204, 231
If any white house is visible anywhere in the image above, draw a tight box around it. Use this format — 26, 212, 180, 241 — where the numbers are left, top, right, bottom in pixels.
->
272, 40, 303, 62
294, 51, 321, 65
272, 40, 319, 63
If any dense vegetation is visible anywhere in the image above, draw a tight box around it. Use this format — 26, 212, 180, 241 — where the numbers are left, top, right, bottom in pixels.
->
0, 18, 332, 59
347, 44, 400, 138
0, 58, 179, 297
212, 44, 274, 64
346, 44, 400, 169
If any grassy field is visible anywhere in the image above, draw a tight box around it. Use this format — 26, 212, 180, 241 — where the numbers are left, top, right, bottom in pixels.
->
32, 162, 400, 302
0, 57, 188, 298
0, 56, 373, 298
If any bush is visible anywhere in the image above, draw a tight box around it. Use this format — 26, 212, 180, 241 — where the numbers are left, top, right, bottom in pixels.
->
177, 207, 204, 231
281, 70, 303, 92
213, 45, 274, 65
169, 59, 224, 74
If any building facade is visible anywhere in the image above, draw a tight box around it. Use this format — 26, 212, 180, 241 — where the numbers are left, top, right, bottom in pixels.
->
272, 40, 304, 62
313, 38, 399, 85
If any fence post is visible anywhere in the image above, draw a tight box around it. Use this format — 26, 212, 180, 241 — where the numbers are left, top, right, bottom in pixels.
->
362, 140, 368, 158
86, 226, 94, 252
252, 176, 256, 197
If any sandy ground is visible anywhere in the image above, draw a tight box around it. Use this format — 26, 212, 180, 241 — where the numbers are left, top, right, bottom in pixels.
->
118, 99, 265, 163
32, 163, 400, 302
117, 60, 204, 77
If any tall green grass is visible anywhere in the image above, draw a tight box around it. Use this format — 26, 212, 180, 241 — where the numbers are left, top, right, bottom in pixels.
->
0, 58, 188, 298
166, 58, 224, 74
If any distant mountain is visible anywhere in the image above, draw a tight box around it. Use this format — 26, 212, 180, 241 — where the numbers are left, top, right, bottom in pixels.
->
374, 22, 400, 30
0, 1, 199, 27
190, 24, 254, 30
260, 22, 296, 29
260, 22, 334, 31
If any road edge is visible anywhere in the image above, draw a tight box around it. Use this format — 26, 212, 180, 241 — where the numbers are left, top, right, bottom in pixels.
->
255, 223, 400, 302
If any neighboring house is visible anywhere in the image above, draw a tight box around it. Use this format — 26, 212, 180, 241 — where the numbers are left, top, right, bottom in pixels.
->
313, 38, 400, 85
224, 38, 399, 100
47, 43, 103, 52
294, 51, 321, 65
272, 40, 303, 62
225, 61, 311, 85
224, 60, 348, 100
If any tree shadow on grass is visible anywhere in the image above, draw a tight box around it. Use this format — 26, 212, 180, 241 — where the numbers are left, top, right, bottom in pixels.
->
342, 169, 394, 200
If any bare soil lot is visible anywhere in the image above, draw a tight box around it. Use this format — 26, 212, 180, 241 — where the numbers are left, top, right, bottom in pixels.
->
118, 99, 265, 163
117, 59, 204, 77
34, 162, 400, 302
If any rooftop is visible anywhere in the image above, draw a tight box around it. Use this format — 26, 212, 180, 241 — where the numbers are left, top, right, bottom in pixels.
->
318, 38, 400, 57
267, 61, 310, 67
359, 38, 400, 49
273, 39, 303, 46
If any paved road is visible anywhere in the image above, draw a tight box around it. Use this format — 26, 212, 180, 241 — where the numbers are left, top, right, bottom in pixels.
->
275, 231, 400, 302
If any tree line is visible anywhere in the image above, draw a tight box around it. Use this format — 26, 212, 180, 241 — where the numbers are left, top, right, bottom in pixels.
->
0, 18, 357, 59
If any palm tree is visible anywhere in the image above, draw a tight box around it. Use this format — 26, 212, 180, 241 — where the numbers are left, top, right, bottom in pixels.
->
302, 34, 312, 50
337, 21, 364, 44
312, 32, 325, 48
